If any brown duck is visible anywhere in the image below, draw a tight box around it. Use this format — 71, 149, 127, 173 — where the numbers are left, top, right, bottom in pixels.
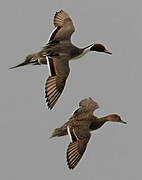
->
10, 10, 112, 109
50, 97, 126, 170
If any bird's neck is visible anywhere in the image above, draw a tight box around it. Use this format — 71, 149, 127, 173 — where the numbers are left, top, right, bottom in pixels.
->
90, 116, 107, 131
75, 44, 93, 58
97, 117, 108, 123
71, 44, 93, 60
98, 115, 113, 123
83, 44, 94, 53
90, 115, 115, 131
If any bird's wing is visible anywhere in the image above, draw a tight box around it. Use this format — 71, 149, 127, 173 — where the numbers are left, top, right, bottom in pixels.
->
69, 98, 99, 118
48, 10, 75, 43
45, 56, 70, 109
66, 125, 91, 169
79, 97, 99, 113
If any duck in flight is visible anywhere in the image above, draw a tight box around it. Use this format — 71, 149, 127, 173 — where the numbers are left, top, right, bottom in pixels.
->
10, 10, 112, 109
50, 97, 126, 170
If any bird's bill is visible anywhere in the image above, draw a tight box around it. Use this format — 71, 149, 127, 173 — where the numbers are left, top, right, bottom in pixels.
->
104, 49, 112, 55
120, 119, 127, 124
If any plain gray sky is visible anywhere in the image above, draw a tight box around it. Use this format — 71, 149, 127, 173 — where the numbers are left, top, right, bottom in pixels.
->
0, 0, 141, 179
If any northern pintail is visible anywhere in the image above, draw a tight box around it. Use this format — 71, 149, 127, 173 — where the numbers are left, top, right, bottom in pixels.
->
10, 10, 112, 109
50, 97, 126, 169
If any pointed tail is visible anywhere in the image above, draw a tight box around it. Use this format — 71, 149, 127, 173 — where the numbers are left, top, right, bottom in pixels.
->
9, 61, 30, 69
50, 127, 67, 138
9, 54, 38, 69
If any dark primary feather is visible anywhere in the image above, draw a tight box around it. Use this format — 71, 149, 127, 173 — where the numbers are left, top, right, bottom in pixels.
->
45, 75, 68, 109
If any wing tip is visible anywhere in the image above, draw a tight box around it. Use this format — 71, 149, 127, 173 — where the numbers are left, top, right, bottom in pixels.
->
45, 75, 67, 110
66, 141, 81, 170
45, 96, 54, 110
47, 103, 54, 110
66, 152, 81, 170
66, 150, 74, 170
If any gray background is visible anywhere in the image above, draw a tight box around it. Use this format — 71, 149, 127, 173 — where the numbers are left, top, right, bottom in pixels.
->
0, 0, 141, 179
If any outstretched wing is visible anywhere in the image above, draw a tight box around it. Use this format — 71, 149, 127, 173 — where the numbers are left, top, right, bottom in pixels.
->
66, 126, 91, 169
70, 97, 99, 118
48, 10, 75, 43
45, 56, 70, 109
79, 97, 99, 113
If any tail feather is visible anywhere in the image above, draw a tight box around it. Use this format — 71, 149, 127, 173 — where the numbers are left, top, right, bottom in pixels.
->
9, 54, 38, 69
9, 61, 30, 69
50, 127, 67, 138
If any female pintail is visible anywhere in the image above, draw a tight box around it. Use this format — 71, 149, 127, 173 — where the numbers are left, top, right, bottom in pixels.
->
50, 97, 126, 169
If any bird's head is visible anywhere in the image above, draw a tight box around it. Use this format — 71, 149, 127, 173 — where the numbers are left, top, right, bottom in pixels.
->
90, 43, 112, 55
107, 114, 127, 124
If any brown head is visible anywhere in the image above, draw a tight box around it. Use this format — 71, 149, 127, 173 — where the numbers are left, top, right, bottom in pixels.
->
106, 114, 127, 124
90, 43, 112, 55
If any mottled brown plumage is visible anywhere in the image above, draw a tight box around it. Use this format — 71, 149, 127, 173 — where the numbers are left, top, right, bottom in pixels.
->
10, 10, 112, 109
50, 97, 126, 169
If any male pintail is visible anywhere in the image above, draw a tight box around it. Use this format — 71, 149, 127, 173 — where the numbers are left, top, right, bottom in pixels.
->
10, 10, 112, 109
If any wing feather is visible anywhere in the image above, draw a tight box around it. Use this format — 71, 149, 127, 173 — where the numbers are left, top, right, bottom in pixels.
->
45, 57, 70, 109
66, 126, 91, 169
